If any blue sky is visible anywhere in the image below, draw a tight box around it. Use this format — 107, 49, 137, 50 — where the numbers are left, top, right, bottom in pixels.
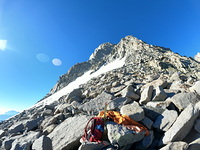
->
0, 0, 200, 114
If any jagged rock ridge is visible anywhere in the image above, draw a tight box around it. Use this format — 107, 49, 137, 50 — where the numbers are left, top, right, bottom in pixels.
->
0, 35, 200, 150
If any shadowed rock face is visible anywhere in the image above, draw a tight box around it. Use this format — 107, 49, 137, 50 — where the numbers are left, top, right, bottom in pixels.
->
0, 35, 200, 150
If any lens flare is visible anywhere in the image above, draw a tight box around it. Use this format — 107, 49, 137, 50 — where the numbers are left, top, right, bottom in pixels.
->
52, 58, 62, 66
0, 40, 7, 51
36, 53, 50, 62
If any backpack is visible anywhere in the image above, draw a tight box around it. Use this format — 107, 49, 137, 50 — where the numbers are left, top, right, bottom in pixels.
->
82, 117, 104, 142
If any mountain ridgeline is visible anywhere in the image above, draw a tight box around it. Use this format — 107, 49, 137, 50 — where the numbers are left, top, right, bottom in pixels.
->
0, 35, 200, 150
47, 35, 200, 98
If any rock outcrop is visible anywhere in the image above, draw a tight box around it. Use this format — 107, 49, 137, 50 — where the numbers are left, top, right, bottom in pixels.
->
0, 35, 200, 150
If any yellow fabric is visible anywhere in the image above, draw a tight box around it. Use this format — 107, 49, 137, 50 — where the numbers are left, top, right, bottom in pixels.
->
98, 111, 149, 136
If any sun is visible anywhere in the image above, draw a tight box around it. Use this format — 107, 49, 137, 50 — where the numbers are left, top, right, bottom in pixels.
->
0, 40, 7, 51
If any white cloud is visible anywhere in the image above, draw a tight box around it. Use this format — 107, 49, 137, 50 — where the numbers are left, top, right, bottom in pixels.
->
52, 58, 62, 66
0, 40, 7, 51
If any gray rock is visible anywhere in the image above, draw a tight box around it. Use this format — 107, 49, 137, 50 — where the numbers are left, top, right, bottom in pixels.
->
41, 109, 53, 116
152, 86, 167, 101
142, 106, 165, 121
48, 115, 92, 150
146, 100, 171, 109
110, 85, 126, 94
134, 130, 154, 149
71, 101, 81, 109
25, 117, 42, 131
190, 80, 200, 95
140, 117, 154, 129
0, 130, 5, 138
66, 88, 83, 102
8, 123, 24, 134
121, 86, 140, 100
79, 92, 113, 114
153, 109, 178, 131
107, 97, 126, 110
160, 141, 188, 150
10, 131, 40, 150
54, 103, 72, 114
188, 138, 200, 150
170, 92, 200, 111
2, 138, 15, 150
139, 85, 153, 104
194, 119, 200, 133
120, 102, 145, 121
78, 141, 110, 150
183, 128, 200, 144
160, 104, 199, 145
32, 135, 52, 150
43, 124, 57, 135
170, 72, 181, 81
106, 121, 145, 147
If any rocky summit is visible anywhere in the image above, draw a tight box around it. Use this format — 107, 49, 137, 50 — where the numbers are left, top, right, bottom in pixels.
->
0, 35, 200, 150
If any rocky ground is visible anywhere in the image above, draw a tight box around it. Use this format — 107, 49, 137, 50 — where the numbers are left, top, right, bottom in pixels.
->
0, 36, 200, 150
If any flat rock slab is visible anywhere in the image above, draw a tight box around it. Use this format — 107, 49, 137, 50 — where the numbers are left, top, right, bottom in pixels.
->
153, 109, 178, 131
48, 115, 92, 150
120, 102, 145, 121
79, 92, 113, 114
170, 92, 200, 111
106, 121, 145, 147
160, 104, 199, 145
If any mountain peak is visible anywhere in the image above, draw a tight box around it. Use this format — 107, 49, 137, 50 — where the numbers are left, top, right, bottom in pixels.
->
89, 42, 115, 60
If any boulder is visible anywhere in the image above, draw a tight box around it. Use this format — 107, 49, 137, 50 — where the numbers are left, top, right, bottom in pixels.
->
111, 85, 126, 94
78, 141, 110, 150
65, 88, 83, 102
140, 117, 154, 129
139, 85, 153, 104
0, 130, 5, 138
146, 100, 171, 109
160, 141, 188, 150
120, 102, 145, 121
170, 92, 200, 111
25, 117, 43, 131
79, 92, 113, 114
48, 115, 92, 150
134, 130, 154, 149
152, 86, 167, 101
41, 109, 53, 116
153, 109, 178, 131
10, 131, 40, 150
107, 97, 126, 111
160, 104, 199, 145
142, 106, 165, 121
43, 124, 57, 135
120, 85, 140, 100
8, 123, 24, 134
54, 103, 72, 114
106, 121, 145, 147
145, 78, 168, 89
32, 135, 52, 150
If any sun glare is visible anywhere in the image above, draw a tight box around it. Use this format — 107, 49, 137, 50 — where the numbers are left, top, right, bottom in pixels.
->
0, 40, 7, 51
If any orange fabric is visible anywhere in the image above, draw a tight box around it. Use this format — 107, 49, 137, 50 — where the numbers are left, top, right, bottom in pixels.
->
98, 111, 149, 136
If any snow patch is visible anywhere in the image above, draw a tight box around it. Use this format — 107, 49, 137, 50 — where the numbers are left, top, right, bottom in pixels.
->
34, 57, 126, 107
